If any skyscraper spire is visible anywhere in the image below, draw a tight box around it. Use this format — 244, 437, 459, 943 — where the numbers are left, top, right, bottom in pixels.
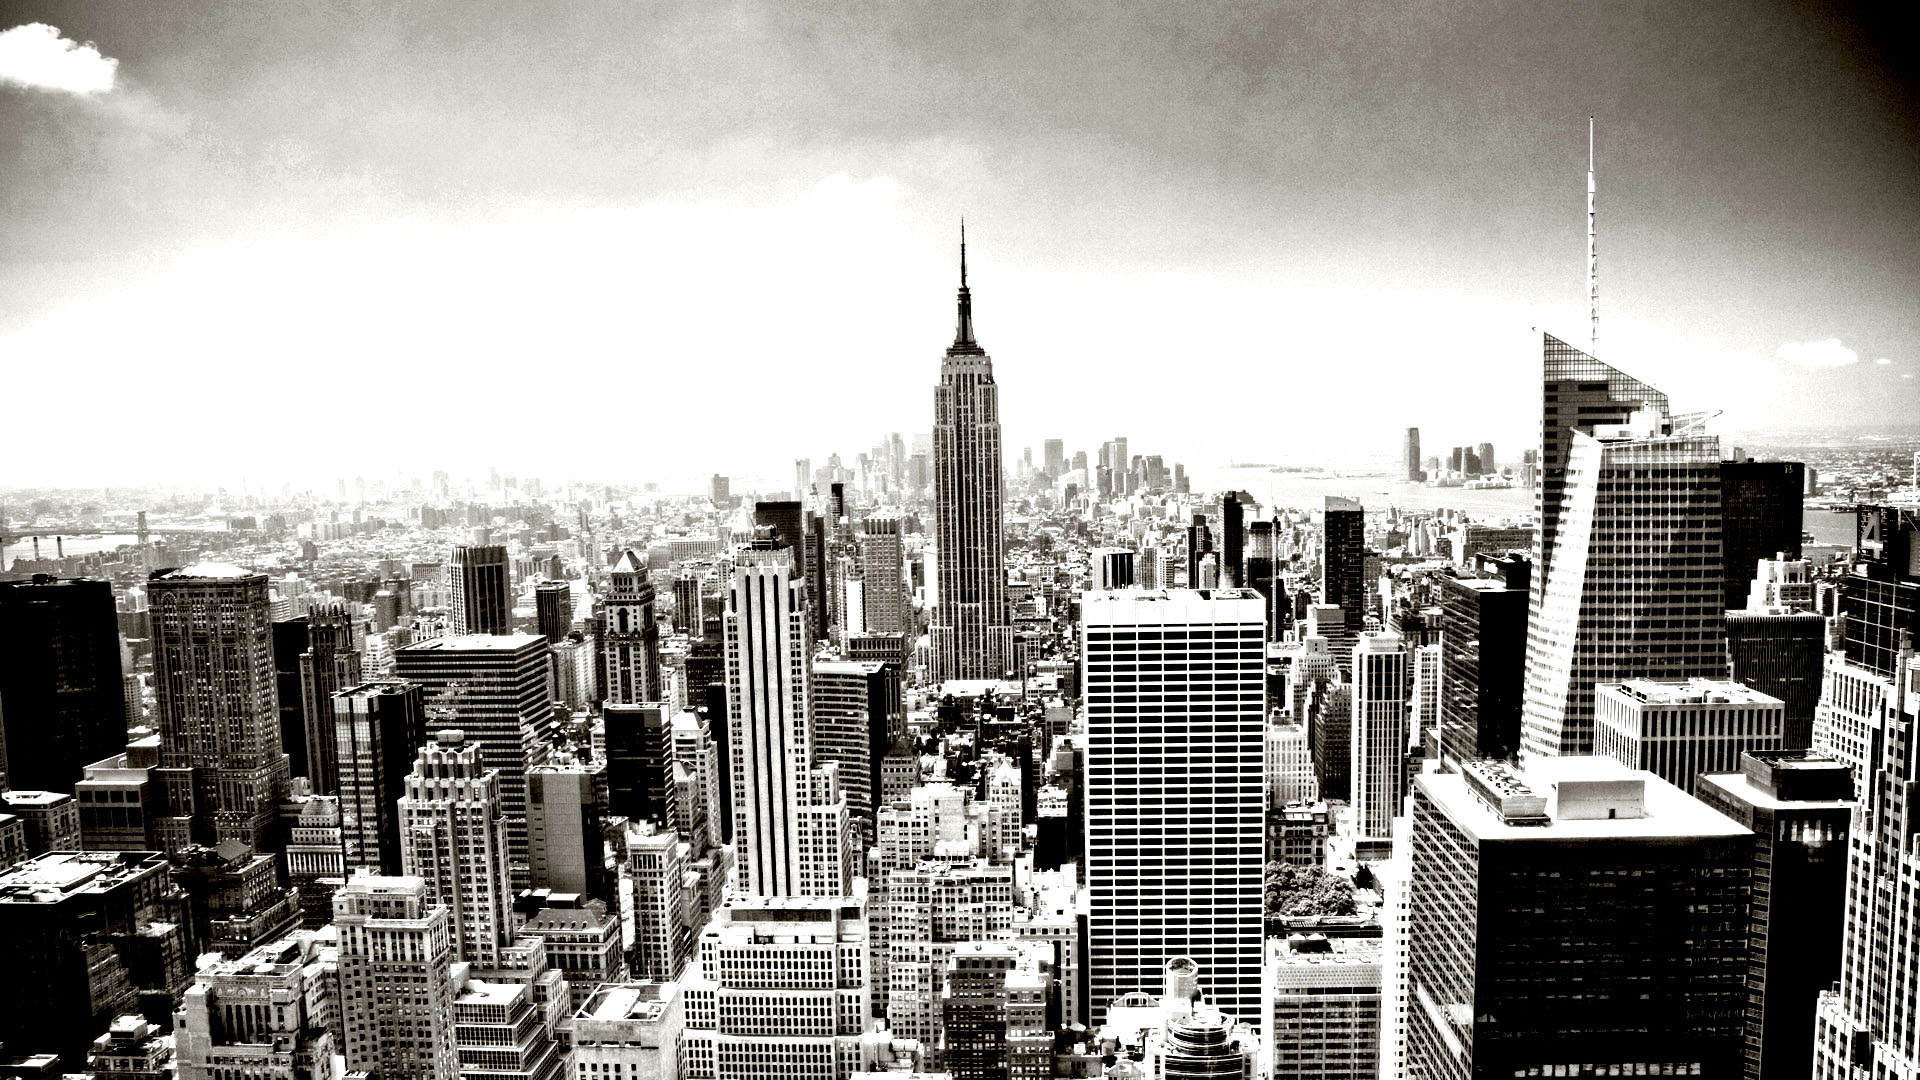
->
1588, 116, 1598, 354
952, 219, 981, 354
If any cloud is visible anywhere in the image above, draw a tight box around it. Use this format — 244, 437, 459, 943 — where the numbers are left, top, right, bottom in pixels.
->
1876, 357, 1894, 366
1777, 338, 1859, 368
0, 23, 117, 94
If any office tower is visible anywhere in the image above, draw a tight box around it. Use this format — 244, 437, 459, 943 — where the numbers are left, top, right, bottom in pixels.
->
1264, 934, 1381, 1080
1720, 460, 1805, 613
0, 851, 194, 1068
1530, 331, 1669, 631
605, 702, 677, 831
1838, 504, 1920, 678
334, 679, 422, 875
672, 572, 703, 636
671, 710, 724, 850
813, 660, 898, 849
399, 731, 515, 966
148, 564, 290, 853
396, 633, 553, 890
452, 962, 566, 1080
625, 821, 696, 980
574, 983, 683, 1080
299, 603, 360, 795
942, 941, 1053, 1080
1476, 442, 1495, 474
1321, 497, 1365, 617
709, 474, 731, 507
1726, 608, 1825, 751
1089, 547, 1134, 591
1812, 649, 1920, 1078
1437, 570, 1529, 764
85, 1014, 174, 1080
930, 230, 1013, 683
726, 541, 853, 897
1265, 718, 1316, 808
1593, 678, 1784, 795
536, 579, 573, 643
1082, 589, 1265, 1026
449, 544, 510, 635
1, 789, 81, 854
527, 749, 612, 902
1406, 758, 1752, 1078
679, 893, 870, 1080
1350, 632, 1409, 841
603, 550, 663, 704
1404, 428, 1423, 481
76, 747, 159, 852
519, 895, 626, 1012
1411, 642, 1441, 745
284, 795, 344, 927
1043, 439, 1065, 477
1521, 404, 1730, 758
806, 513, 833, 639
271, 617, 310, 781
860, 517, 907, 634
1697, 752, 1852, 1080
334, 875, 459, 1080
0, 576, 126, 793
875, 856, 1015, 1044
1184, 514, 1213, 587
1222, 493, 1246, 588
173, 933, 337, 1080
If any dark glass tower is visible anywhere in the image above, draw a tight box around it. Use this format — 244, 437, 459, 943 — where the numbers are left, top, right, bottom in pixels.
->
1720, 460, 1805, 613
1221, 493, 1246, 589
931, 225, 1011, 682
535, 579, 573, 643
1321, 497, 1365, 616
1840, 505, 1920, 678
1437, 569, 1529, 764
604, 702, 676, 831
449, 544, 509, 635
0, 576, 127, 793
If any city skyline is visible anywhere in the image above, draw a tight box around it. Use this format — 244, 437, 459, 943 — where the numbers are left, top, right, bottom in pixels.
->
2, 4, 1916, 488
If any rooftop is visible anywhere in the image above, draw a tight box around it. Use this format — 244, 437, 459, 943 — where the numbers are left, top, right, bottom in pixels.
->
398, 633, 546, 653
1600, 678, 1784, 707
0, 850, 166, 902
1, 790, 74, 808
579, 981, 677, 1023
1422, 756, 1749, 841
154, 562, 256, 579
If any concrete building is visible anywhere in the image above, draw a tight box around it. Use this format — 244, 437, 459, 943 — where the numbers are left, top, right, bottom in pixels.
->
452, 975, 565, 1080
333, 874, 459, 1080
1593, 678, 1784, 795
573, 982, 683, 1080
860, 518, 908, 635
603, 550, 664, 704
0, 789, 81, 855
519, 894, 626, 1013
1264, 934, 1381, 1080
1350, 632, 1409, 842
813, 660, 899, 850
526, 749, 611, 903
941, 940, 1051, 1080
333, 679, 424, 875
1265, 719, 1317, 808
173, 932, 341, 1080
1082, 589, 1265, 1027
624, 820, 696, 981
399, 731, 515, 966
1267, 801, 1330, 869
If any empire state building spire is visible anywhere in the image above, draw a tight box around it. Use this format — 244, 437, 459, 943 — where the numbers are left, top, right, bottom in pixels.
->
951, 219, 984, 356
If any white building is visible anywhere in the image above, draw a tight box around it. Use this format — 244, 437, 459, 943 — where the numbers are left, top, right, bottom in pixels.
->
1351, 632, 1410, 842
1593, 678, 1784, 795
333, 874, 460, 1080
174, 932, 341, 1080
399, 731, 516, 966
1081, 589, 1266, 1027
1264, 934, 1382, 1080
573, 982, 683, 1080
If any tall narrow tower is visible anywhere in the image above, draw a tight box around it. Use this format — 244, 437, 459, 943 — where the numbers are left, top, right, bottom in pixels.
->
931, 224, 1012, 683
1588, 116, 1598, 354
602, 549, 662, 704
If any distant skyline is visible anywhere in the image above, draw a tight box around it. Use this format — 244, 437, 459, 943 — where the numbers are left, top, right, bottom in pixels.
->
3, 1, 1916, 488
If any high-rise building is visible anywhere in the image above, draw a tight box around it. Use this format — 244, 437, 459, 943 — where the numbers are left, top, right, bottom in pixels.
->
148, 564, 290, 853
679, 893, 871, 1080
1082, 589, 1265, 1026
1265, 719, 1316, 808
1521, 403, 1730, 758
726, 540, 853, 897
1838, 504, 1920, 679
1726, 607, 1827, 752
605, 702, 677, 831
1043, 439, 1066, 478
1090, 547, 1135, 591
812, 660, 898, 850
449, 544, 510, 636
1476, 442, 1495, 475
942, 940, 1053, 1080
272, 615, 313, 780
930, 230, 1012, 683
603, 550, 663, 704
1350, 632, 1409, 842
0, 576, 126, 794
536, 579, 574, 644
399, 731, 516, 966
1437, 566, 1529, 765
452, 962, 566, 1080
859, 518, 907, 635
526, 749, 612, 903
1405, 758, 1752, 1078
299, 603, 361, 795
625, 820, 695, 980
334, 679, 423, 875
672, 572, 704, 636
1720, 460, 1806, 614
1321, 497, 1365, 619
1264, 934, 1381, 1080
1403, 428, 1423, 482
519, 895, 626, 1013
173, 932, 338, 1080
710, 474, 731, 508
333, 874, 459, 1080
396, 633, 554, 890
1697, 752, 1852, 1080
573, 982, 683, 1080
1594, 678, 1784, 796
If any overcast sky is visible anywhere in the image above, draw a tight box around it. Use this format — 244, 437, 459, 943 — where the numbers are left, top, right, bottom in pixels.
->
2, 1, 1915, 491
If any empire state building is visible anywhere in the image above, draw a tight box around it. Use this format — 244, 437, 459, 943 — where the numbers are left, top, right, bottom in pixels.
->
930, 227, 1013, 682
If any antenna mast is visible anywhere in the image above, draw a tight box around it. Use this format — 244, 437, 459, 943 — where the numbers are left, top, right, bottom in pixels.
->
1588, 116, 1598, 354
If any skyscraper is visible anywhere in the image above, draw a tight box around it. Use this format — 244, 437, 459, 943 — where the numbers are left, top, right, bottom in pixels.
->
526, 750, 612, 902
1521, 403, 1730, 758
535, 579, 573, 643
1436, 571, 1529, 764
859, 517, 907, 634
148, 564, 290, 853
334, 679, 423, 875
1082, 589, 1265, 1026
299, 602, 360, 795
1720, 460, 1805, 613
602, 550, 662, 704
1043, 438, 1065, 478
604, 701, 676, 830
399, 731, 515, 966
1321, 497, 1365, 619
449, 544, 510, 636
1406, 757, 1752, 1077
811, 659, 898, 849
1222, 493, 1246, 589
0, 576, 126, 794
1404, 427, 1423, 482
930, 227, 1012, 683
1350, 631, 1409, 842
333, 874, 460, 1080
